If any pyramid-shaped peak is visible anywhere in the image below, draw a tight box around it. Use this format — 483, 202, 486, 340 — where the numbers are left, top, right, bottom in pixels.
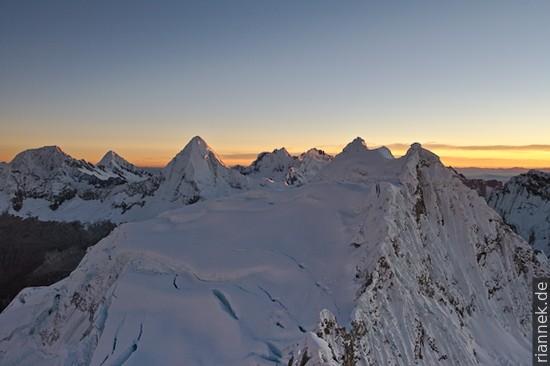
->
98, 150, 123, 166
185, 136, 217, 152
183, 135, 214, 153
166, 136, 226, 171
190, 135, 207, 145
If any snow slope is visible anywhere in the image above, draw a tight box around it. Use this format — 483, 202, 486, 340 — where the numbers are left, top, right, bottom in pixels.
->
0, 139, 545, 365
488, 170, 550, 254
97, 151, 151, 183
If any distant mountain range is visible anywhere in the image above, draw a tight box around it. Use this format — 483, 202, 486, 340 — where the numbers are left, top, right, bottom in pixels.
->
0, 137, 334, 223
0, 136, 547, 365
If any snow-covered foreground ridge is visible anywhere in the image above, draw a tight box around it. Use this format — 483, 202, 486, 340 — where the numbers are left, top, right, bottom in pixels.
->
0, 139, 547, 365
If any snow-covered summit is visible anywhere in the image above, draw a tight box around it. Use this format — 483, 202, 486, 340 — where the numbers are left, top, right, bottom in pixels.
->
241, 147, 298, 183
10, 146, 84, 177
97, 150, 150, 183
285, 148, 333, 186
97, 150, 122, 166
0, 146, 127, 213
155, 136, 248, 205
0, 137, 250, 222
315, 138, 401, 184
341, 136, 368, 154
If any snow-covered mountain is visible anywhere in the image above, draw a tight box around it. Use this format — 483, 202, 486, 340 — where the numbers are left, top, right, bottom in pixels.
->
0, 137, 251, 223
239, 147, 298, 183
154, 136, 249, 205
0, 146, 154, 222
488, 169, 550, 254
0, 138, 544, 365
0, 146, 127, 213
97, 151, 151, 183
285, 148, 333, 186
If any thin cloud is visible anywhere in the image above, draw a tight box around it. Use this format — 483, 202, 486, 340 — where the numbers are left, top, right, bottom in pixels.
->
385, 143, 550, 152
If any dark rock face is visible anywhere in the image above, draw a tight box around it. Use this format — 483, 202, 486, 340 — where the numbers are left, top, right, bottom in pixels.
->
450, 167, 503, 200
0, 214, 116, 312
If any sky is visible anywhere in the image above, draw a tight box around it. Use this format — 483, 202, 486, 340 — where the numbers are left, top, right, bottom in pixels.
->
1, 0, 549, 168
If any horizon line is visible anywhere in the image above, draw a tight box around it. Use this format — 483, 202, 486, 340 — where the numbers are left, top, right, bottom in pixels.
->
2, 141, 550, 170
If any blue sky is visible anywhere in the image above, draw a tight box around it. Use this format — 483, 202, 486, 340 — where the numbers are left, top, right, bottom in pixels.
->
1, 0, 549, 167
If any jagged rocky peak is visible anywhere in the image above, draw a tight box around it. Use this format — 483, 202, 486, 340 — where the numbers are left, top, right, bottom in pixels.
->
520, 169, 550, 196
253, 147, 295, 165
303, 147, 322, 156
242, 146, 298, 182
488, 169, 550, 254
285, 148, 334, 186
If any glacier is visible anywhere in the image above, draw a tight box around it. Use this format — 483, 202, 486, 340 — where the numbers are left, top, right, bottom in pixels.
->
0, 138, 547, 365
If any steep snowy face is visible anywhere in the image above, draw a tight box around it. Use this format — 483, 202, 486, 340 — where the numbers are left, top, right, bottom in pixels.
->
285, 149, 333, 186
97, 151, 151, 183
156, 136, 248, 204
241, 148, 298, 182
0, 146, 126, 213
0, 139, 544, 366
291, 144, 548, 365
488, 170, 550, 254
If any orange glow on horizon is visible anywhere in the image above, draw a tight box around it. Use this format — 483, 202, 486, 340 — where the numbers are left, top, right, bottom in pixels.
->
1, 144, 550, 170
